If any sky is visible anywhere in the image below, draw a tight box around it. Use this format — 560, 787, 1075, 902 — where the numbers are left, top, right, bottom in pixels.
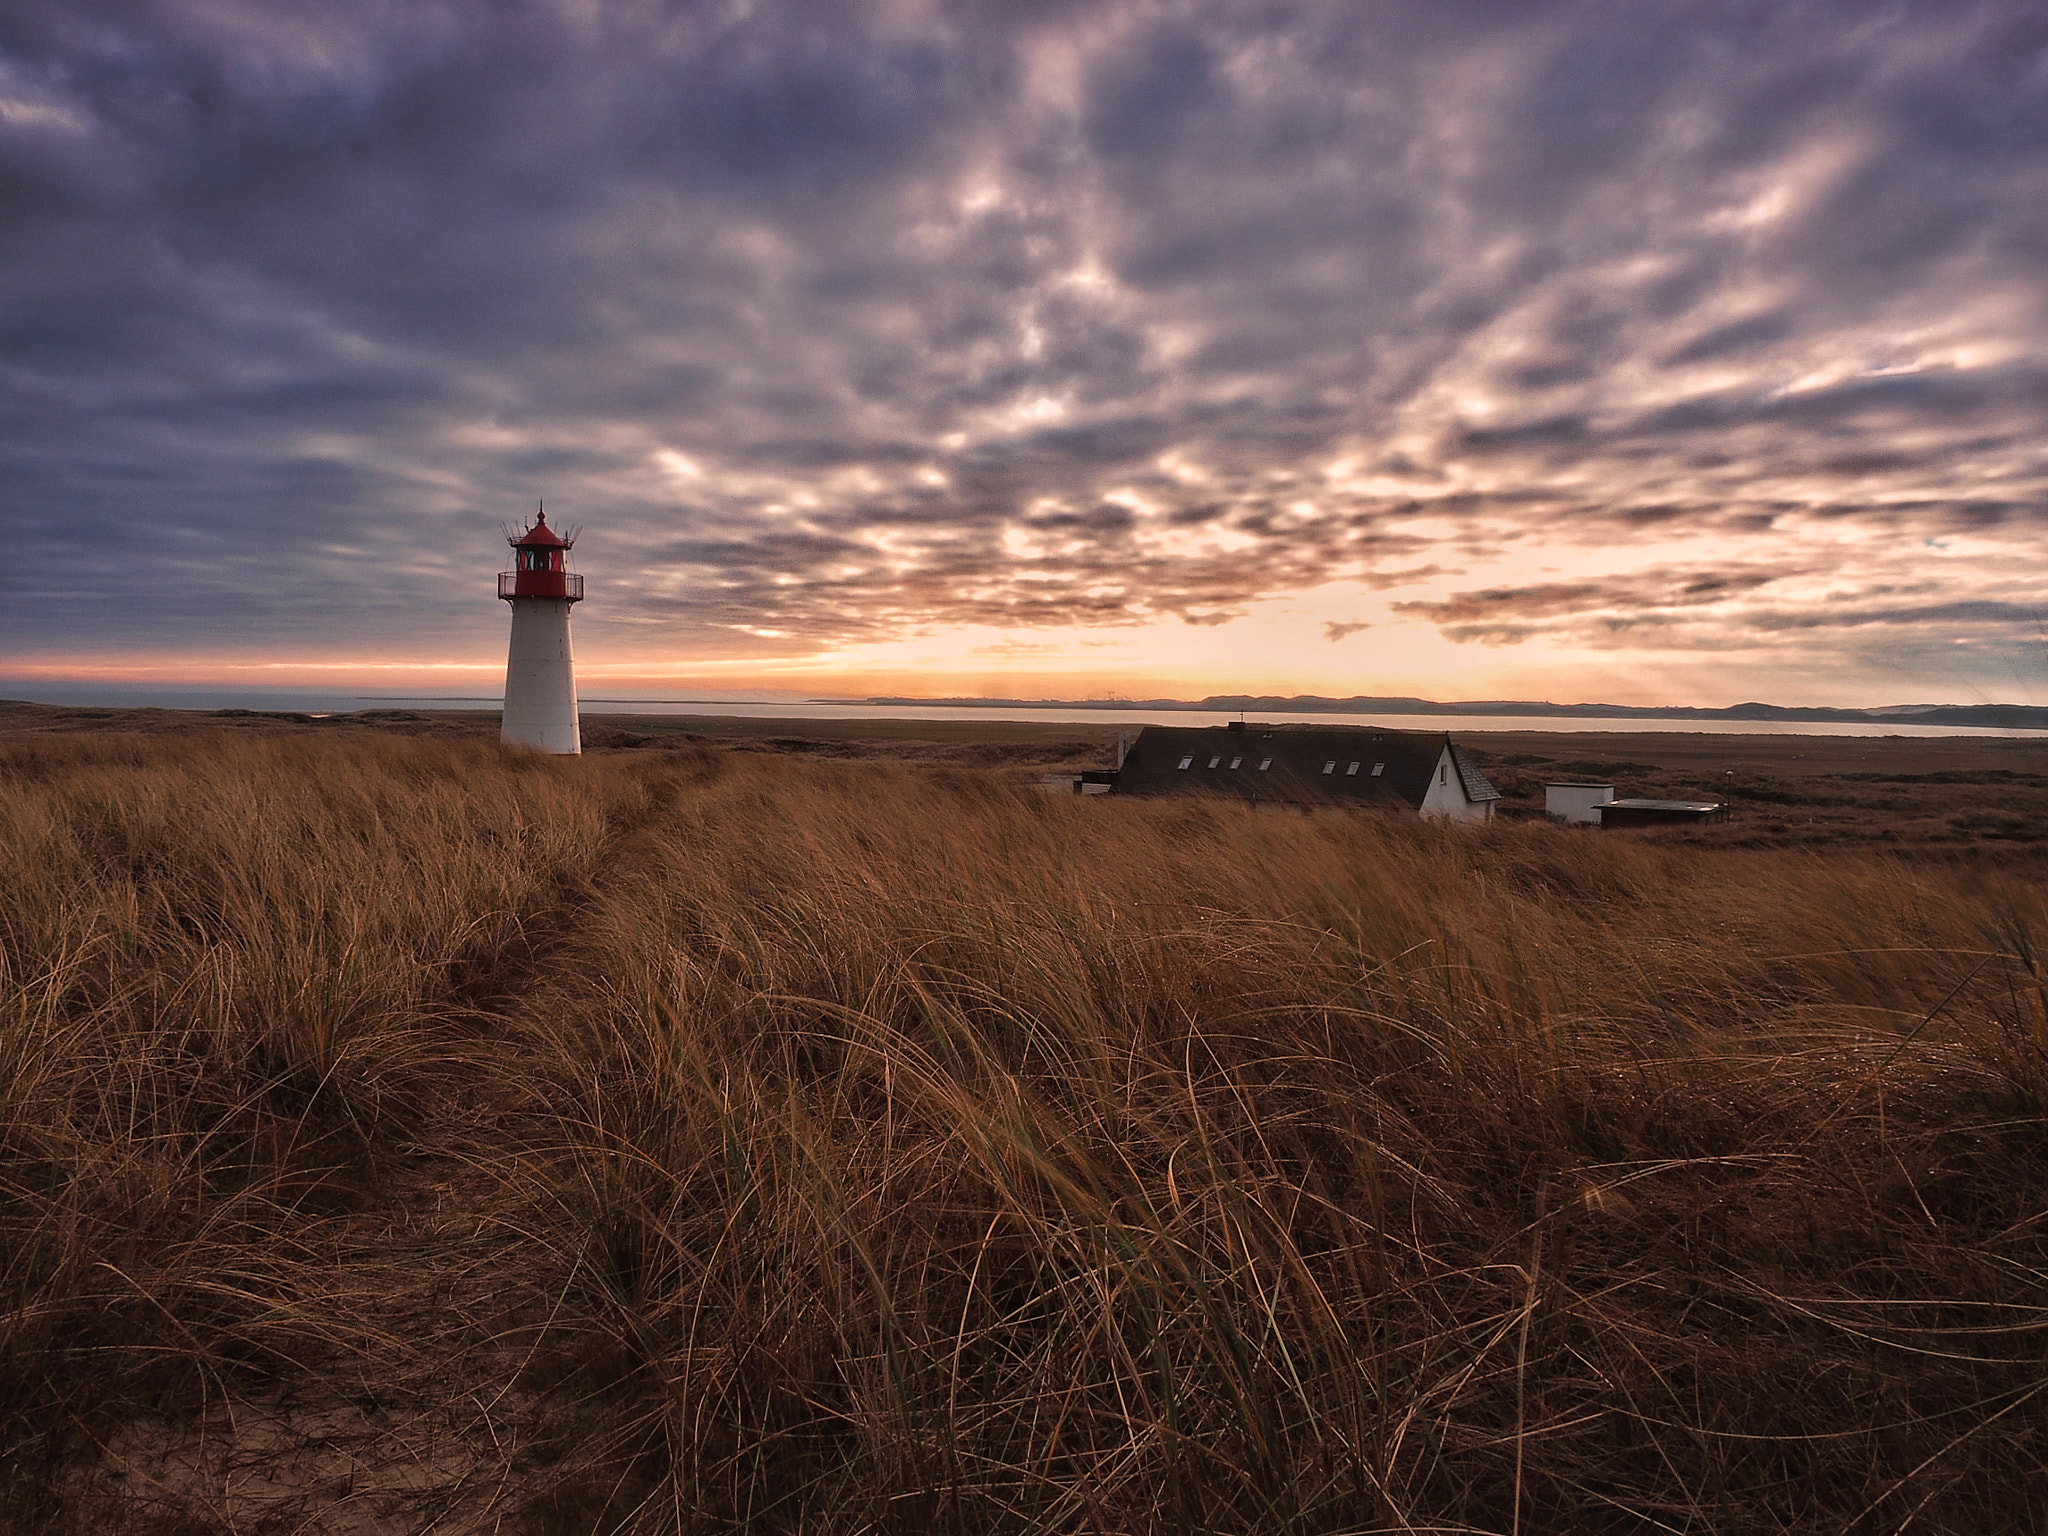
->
4, 0, 2048, 708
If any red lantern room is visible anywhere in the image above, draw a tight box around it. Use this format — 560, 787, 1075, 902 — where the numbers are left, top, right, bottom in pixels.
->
498, 509, 585, 603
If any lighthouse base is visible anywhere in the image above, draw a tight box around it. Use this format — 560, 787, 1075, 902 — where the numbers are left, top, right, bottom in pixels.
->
502, 598, 581, 754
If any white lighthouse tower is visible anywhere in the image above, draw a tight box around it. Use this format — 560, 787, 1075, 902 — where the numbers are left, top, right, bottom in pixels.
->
498, 509, 584, 754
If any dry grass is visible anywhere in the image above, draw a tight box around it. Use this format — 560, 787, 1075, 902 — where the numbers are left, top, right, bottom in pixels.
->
3, 729, 2046, 1533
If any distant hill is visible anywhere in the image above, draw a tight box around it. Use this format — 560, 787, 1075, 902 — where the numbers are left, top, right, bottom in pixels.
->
854, 694, 2048, 731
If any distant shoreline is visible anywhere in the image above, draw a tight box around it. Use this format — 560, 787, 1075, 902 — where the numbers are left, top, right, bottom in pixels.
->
7, 690, 2047, 737
841, 694, 2048, 731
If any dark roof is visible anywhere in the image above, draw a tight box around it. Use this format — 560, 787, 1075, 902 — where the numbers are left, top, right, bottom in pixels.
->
1116, 725, 1500, 810
510, 510, 571, 549
1447, 743, 1500, 802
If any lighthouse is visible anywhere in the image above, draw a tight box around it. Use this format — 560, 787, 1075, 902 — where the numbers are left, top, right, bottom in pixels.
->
498, 510, 584, 754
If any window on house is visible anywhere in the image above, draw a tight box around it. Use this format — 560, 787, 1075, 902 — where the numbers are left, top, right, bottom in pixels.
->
1208, 756, 1221, 768
1346, 762, 1360, 775
1258, 758, 1272, 770
1439, 764, 1448, 785
1322, 761, 1336, 774
1229, 756, 1242, 769
1371, 763, 1384, 776
1178, 756, 1193, 770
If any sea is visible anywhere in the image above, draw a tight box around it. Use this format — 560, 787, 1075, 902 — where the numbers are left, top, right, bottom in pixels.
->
8, 685, 2046, 739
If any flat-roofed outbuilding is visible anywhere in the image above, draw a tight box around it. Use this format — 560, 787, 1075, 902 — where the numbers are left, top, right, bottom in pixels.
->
1115, 724, 1500, 824
1596, 798, 1728, 829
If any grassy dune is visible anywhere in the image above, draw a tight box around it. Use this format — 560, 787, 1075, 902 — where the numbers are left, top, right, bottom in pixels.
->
3, 729, 2046, 1532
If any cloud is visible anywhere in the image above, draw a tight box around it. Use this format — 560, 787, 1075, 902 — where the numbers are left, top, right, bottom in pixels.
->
1748, 598, 2046, 631
0, 0, 2044, 701
1401, 571, 2048, 654
1393, 567, 1796, 635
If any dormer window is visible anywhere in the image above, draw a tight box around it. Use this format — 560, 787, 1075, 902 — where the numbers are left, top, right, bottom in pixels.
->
1371, 763, 1384, 776
1322, 761, 1336, 774
1229, 756, 1242, 769
1177, 756, 1193, 770
1258, 758, 1272, 770
1207, 756, 1221, 768
1346, 762, 1360, 775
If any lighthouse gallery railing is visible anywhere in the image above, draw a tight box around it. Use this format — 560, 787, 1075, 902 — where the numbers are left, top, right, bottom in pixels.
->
499, 571, 584, 600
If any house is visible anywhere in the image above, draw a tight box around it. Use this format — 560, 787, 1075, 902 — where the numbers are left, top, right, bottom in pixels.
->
1596, 798, 1728, 829
1113, 723, 1500, 824
1545, 782, 1614, 824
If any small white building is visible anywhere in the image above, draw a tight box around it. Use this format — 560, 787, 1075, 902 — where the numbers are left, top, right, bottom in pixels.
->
1545, 782, 1614, 825
1043, 772, 1115, 796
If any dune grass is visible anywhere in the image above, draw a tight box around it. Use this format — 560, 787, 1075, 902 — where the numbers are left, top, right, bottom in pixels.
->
3, 730, 2046, 1532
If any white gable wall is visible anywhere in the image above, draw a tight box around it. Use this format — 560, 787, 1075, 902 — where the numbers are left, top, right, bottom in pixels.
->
1420, 746, 1494, 824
